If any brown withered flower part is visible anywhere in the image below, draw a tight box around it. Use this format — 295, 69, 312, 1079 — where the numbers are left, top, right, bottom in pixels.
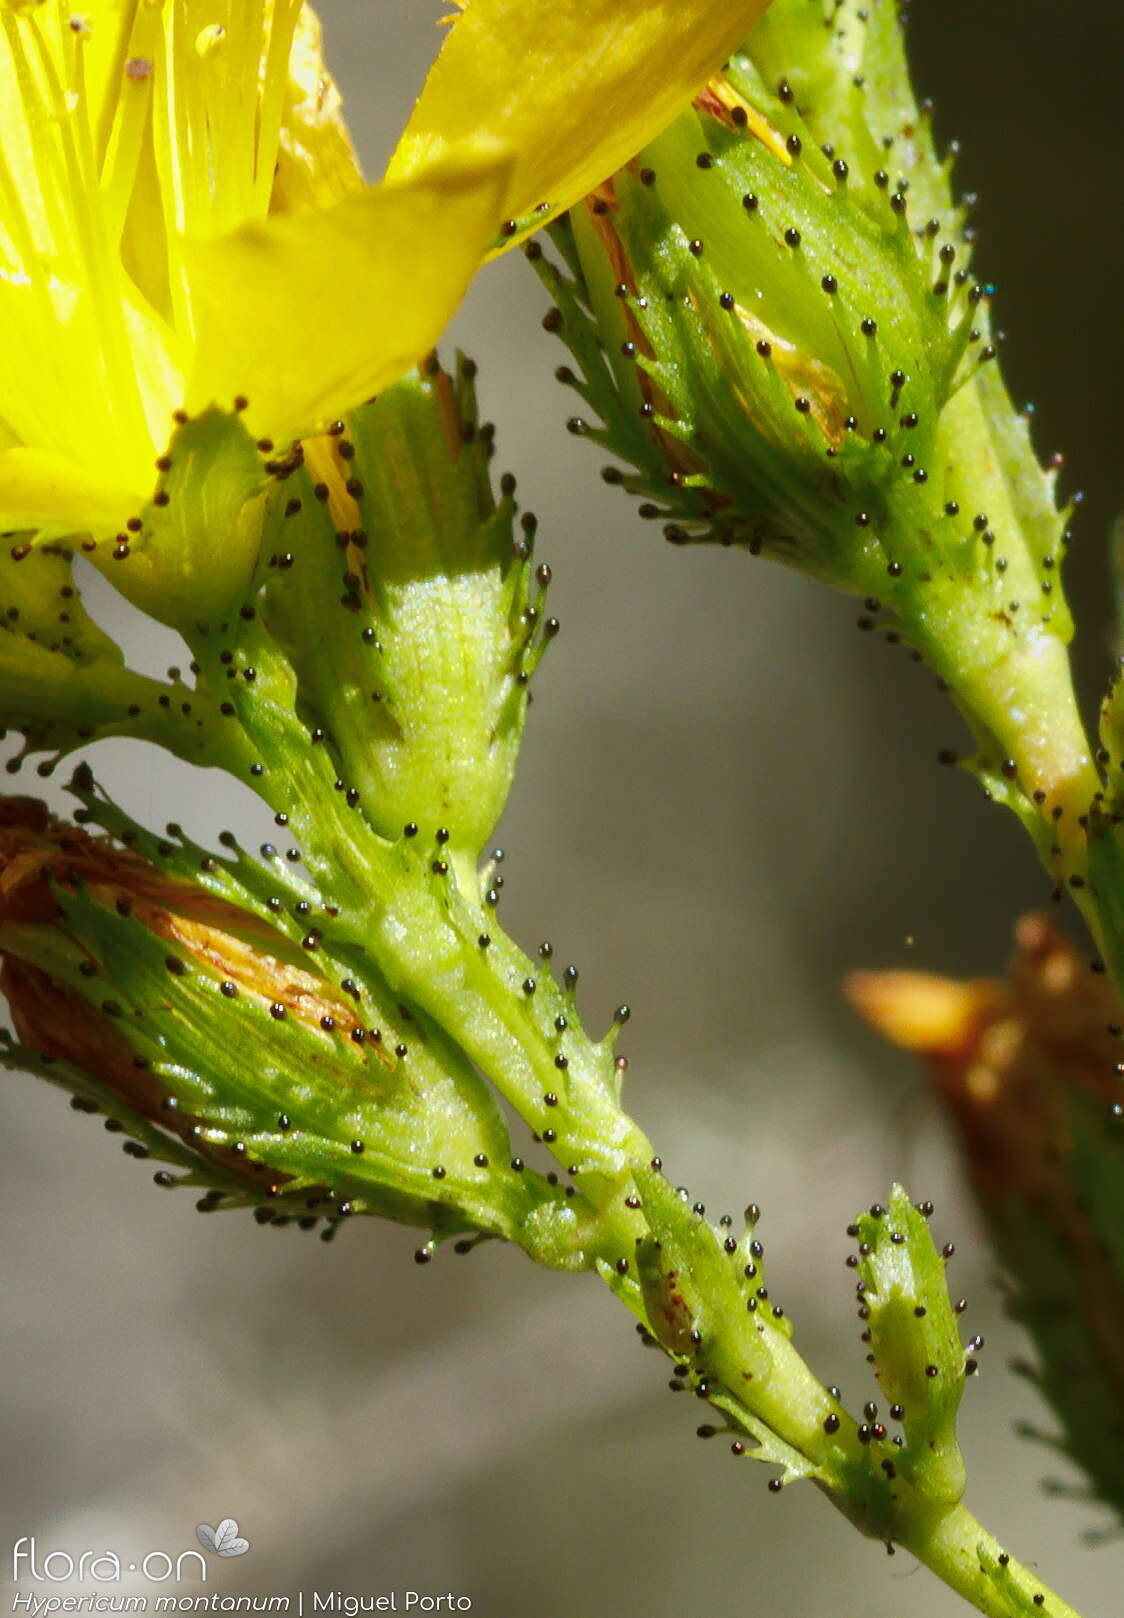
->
0, 798, 380, 1179
845, 915, 1122, 1210
845, 914, 1124, 1433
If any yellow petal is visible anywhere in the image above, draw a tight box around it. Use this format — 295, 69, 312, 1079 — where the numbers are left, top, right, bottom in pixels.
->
0, 447, 139, 539
184, 142, 512, 442
387, 0, 773, 238
843, 970, 1001, 1057
270, 4, 365, 214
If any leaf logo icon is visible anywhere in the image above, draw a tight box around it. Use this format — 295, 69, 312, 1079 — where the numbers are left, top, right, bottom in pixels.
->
196, 1519, 250, 1557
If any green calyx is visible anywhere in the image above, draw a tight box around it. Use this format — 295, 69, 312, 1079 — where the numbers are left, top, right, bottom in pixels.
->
540, 0, 1000, 592
253, 359, 547, 868
92, 407, 269, 632
0, 791, 556, 1252
533, 0, 1099, 854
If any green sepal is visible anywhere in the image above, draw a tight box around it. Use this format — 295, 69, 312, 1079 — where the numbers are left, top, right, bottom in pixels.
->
704, 1387, 828, 1488
853, 1185, 967, 1506
0, 1035, 248, 1188
0, 543, 120, 663
744, 0, 960, 224
535, 0, 1088, 827
0, 1036, 466, 1241
65, 762, 323, 950
90, 408, 267, 632
255, 359, 544, 862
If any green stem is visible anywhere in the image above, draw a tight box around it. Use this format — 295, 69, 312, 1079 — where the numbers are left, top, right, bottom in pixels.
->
74, 355, 1092, 1613
150, 647, 1090, 1616
597, 1179, 1091, 1618
897, 1500, 1089, 1618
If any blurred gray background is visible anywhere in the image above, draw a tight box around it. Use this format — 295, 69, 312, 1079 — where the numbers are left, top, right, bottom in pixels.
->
1, 3, 1120, 1615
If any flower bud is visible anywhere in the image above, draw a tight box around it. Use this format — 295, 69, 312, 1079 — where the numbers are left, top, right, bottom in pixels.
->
633, 1170, 770, 1379
847, 916, 1124, 1521
0, 796, 559, 1248
534, 0, 1094, 827
538, 4, 998, 588
851, 1187, 967, 1507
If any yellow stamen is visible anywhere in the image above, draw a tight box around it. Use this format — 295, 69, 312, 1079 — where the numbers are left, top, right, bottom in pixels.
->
694, 75, 791, 166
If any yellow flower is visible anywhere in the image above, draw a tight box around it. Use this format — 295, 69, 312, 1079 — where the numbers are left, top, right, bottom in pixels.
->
0, 0, 774, 621
388, 0, 773, 242
0, 0, 509, 544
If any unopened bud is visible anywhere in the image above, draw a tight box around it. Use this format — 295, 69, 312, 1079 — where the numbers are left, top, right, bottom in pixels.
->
541, 5, 1008, 597
634, 1166, 771, 1379
536, 0, 1091, 826
851, 1186, 967, 1507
